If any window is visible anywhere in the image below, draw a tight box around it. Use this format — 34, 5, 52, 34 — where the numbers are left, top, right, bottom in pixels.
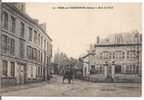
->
41, 36, 43, 48
126, 65, 138, 74
41, 52, 43, 62
27, 46, 31, 59
47, 56, 49, 64
40, 66, 42, 76
20, 22, 25, 37
7, 37, 11, 54
34, 30, 37, 43
38, 34, 40, 45
50, 44, 52, 57
90, 65, 95, 74
114, 51, 125, 59
19, 40, 25, 58
32, 48, 37, 60
2, 60, 8, 77
99, 66, 103, 73
44, 39, 46, 49
101, 51, 111, 59
38, 66, 41, 76
10, 16, 16, 33
28, 27, 33, 41
115, 65, 121, 74
1, 35, 15, 55
38, 50, 40, 62
127, 50, 137, 59
10, 39, 15, 55
1, 35, 7, 53
3, 12, 8, 30
47, 42, 49, 53
10, 62, 15, 77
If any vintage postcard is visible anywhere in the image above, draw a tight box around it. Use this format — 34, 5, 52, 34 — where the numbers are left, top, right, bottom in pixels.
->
0, 2, 142, 97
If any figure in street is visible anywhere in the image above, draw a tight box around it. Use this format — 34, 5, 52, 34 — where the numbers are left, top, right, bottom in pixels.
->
62, 65, 73, 84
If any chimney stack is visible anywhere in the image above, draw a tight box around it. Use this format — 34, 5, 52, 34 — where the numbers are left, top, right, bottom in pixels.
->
33, 19, 39, 24
96, 36, 100, 44
40, 23, 47, 32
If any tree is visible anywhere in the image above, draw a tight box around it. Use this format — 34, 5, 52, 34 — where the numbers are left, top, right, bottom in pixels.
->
53, 52, 69, 75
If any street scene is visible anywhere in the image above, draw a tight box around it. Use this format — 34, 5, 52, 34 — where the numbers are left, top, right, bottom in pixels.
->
0, 3, 142, 96
0, 75, 141, 96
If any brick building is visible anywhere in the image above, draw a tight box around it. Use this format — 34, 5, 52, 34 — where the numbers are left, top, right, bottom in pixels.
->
82, 32, 142, 82
0, 3, 52, 87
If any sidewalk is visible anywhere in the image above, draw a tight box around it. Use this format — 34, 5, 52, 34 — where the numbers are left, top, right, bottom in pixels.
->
0, 81, 48, 93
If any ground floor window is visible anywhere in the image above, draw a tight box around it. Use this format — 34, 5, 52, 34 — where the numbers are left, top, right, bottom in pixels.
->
126, 65, 138, 74
2, 60, 8, 77
95, 66, 104, 74
37, 66, 42, 77
10, 62, 15, 77
90, 65, 95, 74
115, 65, 121, 74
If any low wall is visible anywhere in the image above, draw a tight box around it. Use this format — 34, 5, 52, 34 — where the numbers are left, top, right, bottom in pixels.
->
81, 74, 141, 83
113, 74, 141, 83
1, 77, 16, 87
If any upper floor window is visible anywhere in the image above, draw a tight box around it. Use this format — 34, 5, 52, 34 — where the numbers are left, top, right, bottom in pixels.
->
101, 51, 111, 59
1, 35, 7, 53
10, 16, 16, 33
19, 40, 25, 58
3, 12, 8, 30
32, 48, 37, 60
28, 27, 33, 41
38, 34, 40, 45
38, 50, 41, 62
44, 39, 46, 49
1, 35, 15, 55
20, 22, 25, 37
41, 36, 43, 48
41, 52, 43, 63
27, 46, 32, 59
34, 30, 37, 43
127, 50, 137, 59
47, 42, 49, 52
114, 51, 125, 59
10, 38, 15, 55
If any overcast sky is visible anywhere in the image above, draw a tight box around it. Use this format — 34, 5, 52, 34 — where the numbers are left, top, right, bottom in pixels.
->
26, 3, 142, 58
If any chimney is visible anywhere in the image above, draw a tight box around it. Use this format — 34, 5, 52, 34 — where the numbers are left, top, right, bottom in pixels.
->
40, 23, 47, 32
12, 3, 26, 13
33, 19, 39, 24
96, 36, 100, 44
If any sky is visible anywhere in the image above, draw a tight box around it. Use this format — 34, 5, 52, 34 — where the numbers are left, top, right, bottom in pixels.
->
26, 3, 142, 58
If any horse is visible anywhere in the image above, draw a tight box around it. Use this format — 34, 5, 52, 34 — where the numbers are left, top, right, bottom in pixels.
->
62, 69, 73, 84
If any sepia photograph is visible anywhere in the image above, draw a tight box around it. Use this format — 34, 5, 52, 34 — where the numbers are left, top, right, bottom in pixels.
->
0, 2, 142, 97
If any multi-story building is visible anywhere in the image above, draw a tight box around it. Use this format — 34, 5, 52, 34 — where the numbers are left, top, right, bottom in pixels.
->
0, 3, 52, 87
82, 32, 142, 82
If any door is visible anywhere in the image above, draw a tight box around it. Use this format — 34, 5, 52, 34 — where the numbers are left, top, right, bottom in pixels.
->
107, 65, 112, 79
19, 64, 26, 84
115, 65, 121, 74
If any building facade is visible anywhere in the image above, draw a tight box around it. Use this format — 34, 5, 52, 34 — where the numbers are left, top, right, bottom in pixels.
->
0, 3, 52, 87
82, 32, 142, 82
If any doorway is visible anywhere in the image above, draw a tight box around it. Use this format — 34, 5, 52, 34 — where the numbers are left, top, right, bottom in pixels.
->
115, 65, 121, 74
18, 63, 26, 84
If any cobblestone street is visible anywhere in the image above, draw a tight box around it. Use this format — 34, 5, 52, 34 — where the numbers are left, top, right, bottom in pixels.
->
0, 75, 141, 96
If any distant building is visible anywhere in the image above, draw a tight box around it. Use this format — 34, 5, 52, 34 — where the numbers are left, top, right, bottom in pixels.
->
0, 3, 52, 87
81, 32, 142, 82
